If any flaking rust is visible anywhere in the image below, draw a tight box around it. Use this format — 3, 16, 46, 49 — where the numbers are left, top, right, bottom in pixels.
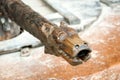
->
0, 0, 91, 65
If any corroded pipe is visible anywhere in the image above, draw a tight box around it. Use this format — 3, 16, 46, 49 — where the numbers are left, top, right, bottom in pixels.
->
0, 0, 91, 65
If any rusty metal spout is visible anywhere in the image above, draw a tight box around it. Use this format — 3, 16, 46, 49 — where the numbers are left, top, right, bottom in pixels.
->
0, 0, 91, 65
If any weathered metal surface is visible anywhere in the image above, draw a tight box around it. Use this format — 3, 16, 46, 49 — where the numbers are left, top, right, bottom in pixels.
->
21, 0, 102, 30
0, 0, 120, 79
0, 0, 91, 65
0, 13, 64, 55
0, 0, 102, 42
0, 7, 120, 79
0, 15, 21, 41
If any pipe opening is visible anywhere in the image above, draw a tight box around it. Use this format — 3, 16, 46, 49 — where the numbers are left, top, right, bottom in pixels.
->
77, 49, 91, 60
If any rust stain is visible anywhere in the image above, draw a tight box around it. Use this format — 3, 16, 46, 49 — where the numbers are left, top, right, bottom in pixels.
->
0, 11, 120, 80
0, 0, 91, 65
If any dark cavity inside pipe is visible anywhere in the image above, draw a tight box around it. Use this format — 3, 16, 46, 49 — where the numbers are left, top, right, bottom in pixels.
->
77, 49, 91, 61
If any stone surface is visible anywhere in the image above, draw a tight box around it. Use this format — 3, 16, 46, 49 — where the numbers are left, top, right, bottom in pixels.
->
46, 0, 102, 30
0, 0, 101, 54
100, 0, 120, 6
0, 7, 120, 80
0, 0, 120, 80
